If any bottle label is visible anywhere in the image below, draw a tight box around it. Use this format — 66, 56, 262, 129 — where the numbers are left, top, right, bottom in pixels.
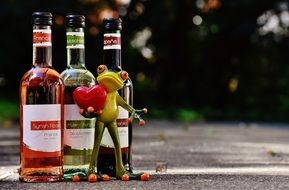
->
100, 106, 129, 149
103, 33, 121, 50
64, 104, 95, 151
23, 104, 61, 152
33, 29, 52, 47
67, 32, 84, 49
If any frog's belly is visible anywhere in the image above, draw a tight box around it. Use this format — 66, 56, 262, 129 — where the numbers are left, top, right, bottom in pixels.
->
98, 109, 119, 123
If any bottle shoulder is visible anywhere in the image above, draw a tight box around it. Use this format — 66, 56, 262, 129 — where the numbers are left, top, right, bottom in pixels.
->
61, 68, 94, 77
21, 67, 63, 85
20, 67, 63, 87
60, 68, 96, 86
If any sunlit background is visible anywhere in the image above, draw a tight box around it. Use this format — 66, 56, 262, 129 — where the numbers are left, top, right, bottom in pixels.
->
1, 0, 289, 127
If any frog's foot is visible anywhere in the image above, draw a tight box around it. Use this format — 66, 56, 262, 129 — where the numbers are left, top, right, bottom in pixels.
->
87, 167, 110, 183
87, 173, 110, 182
88, 173, 98, 183
129, 108, 148, 126
97, 173, 110, 181
72, 175, 81, 182
63, 170, 87, 181
87, 167, 97, 182
117, 171, 150, 181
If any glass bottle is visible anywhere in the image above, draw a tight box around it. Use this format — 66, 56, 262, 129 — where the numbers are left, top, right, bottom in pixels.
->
60, 15, 96, 179
97, 18, 133, 176
19, 12, 64, 182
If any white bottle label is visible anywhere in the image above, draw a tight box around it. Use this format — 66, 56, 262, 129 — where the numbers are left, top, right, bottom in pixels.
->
64, 104, 95, 150
66, 32, 85, 49
33, 29, 52, 47
100, 106, 129, 148
23, 104, 61, 152
103, 33, 121, 50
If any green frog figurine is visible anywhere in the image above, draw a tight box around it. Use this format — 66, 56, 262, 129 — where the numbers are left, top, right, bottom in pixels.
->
73, 65, 149, 182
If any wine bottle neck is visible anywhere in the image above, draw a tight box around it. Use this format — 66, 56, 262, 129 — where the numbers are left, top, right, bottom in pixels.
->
32, 25, 52, 67
103, 30, 122, 70
66, 27, 85, 69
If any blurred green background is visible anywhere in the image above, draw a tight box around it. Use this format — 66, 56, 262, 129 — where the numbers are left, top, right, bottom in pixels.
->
1, 0, 289, 124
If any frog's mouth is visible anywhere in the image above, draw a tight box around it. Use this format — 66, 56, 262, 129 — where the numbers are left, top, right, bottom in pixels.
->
97, 73, 123, 90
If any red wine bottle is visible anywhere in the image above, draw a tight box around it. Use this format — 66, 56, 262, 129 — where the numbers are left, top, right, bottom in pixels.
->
97, 18, 133, 176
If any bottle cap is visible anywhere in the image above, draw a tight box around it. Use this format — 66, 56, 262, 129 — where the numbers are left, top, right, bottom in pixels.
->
66, 14, 85, 28
103, 18, 122, 31
32, 12, 52, 25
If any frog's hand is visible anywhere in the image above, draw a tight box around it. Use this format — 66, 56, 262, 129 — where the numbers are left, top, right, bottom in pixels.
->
116, 93, 148, 126
129, 108, 148, 126
79, 106, 102, 118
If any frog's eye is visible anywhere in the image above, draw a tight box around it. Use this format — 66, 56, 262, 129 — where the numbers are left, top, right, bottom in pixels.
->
120, 71, 128, 81
97, 65, 106, 74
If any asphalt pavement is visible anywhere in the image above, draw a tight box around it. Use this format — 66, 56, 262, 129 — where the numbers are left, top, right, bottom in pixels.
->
2, 121, 289, 189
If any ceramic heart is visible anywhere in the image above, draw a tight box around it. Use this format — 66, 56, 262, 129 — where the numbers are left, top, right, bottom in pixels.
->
73, 85, 107, 111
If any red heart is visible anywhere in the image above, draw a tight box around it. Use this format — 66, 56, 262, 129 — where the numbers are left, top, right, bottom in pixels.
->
73, 85, 107, 111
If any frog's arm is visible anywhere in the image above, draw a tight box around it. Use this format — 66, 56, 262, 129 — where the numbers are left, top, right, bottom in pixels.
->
116, 93, 134, 113
116, 93, 147, 126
